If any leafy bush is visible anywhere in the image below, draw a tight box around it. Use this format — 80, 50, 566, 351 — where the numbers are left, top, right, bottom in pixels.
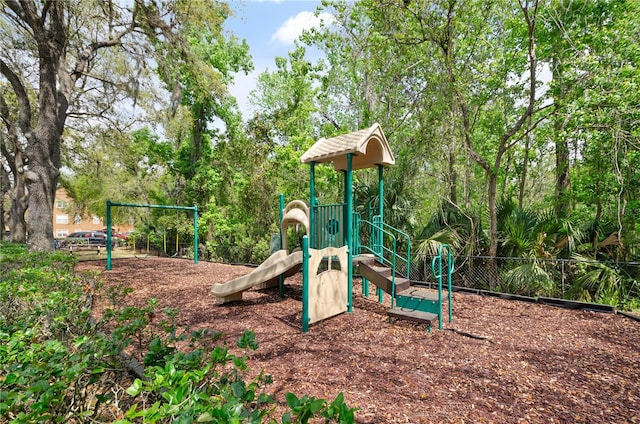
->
498, 257, 554, 297
1, 242, 124, 421
0, 241, 357, 423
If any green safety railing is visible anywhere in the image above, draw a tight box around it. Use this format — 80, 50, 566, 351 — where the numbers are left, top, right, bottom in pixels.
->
431, 244, 455, 330
312, 203, 345, 249
354, 215, 411, 308
354, 215, 410, 275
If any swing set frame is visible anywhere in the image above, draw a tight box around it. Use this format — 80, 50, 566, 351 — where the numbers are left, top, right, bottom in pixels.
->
105, 200, 199, 270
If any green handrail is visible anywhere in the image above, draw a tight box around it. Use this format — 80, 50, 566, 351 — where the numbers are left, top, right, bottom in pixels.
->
357, 216, 410, 279
373, 215, 411, 279
431, 244, 455, 330
356, 218, 411, 309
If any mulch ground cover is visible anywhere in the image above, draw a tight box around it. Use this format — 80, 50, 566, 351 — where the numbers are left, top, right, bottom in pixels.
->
77, 257, 640, 424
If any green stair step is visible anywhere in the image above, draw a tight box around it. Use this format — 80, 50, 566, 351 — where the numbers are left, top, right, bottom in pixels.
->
396, 287, 442, 314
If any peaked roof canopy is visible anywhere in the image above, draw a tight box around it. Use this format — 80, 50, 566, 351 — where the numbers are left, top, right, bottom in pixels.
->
300, 123, 395, 171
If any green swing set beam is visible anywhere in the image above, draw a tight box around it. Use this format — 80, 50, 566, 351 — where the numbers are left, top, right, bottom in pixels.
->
105, 201, 199, 270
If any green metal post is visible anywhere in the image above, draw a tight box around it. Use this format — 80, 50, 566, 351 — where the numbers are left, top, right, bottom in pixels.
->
279, 194, 285, 298
378, 165, 384, 223
105, 202, 199, 269
309, 162, 315, 249
193, 206, 198, 264
343, 170, 348, 232
106, 201, 112, 270
302, 235, 310, 332
279, 194, 285, 249
356, 212, 369, 297
437, 247, 443, 330
346, 153, 353, 313
377, 165, 384, 260
447, 246, 454, 323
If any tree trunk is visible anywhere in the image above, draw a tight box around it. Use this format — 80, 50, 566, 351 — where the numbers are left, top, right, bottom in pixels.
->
448, 147, 458, 205
487, 171, 500, 289
0, 166, 6, 239
518, 117, 531, 209
555, 126, 571, 217
25, 163, 58, 251
0, 95, 28, 242
552, 56, 571, 217
592, 163, 602, 259
464, 148, 471, 211
191, 104, 206, 178
8, 174, 28, 243
25, 98, 62, 251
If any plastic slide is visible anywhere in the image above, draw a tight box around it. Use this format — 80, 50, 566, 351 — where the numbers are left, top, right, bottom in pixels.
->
211, 249, 303, 303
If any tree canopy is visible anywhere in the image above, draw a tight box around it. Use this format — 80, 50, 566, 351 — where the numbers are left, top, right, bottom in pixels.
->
2, 0, 639, 307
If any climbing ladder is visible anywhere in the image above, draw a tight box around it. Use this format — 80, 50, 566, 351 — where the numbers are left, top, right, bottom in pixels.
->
356, 217, 454, 331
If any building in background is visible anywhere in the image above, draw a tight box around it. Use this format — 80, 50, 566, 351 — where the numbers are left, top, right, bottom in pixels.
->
53, 188, 104, 238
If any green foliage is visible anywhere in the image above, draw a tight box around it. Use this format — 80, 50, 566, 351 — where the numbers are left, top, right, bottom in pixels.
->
499, 257, 554, 297
0, 242, 356, 422
116, 330, 276, 424
0, 243, 120, 421
570, 254, 624, 306
415, 201, 476, 257
282, 392, 357, 424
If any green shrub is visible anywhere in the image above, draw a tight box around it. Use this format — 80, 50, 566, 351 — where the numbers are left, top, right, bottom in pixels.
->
0, 241, 357, 423
1, 242, 124, 421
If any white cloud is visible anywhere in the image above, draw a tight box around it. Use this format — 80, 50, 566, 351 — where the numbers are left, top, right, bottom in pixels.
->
230, 71, 257, 116
228, 61, 271, 119
271, 11, 333, 45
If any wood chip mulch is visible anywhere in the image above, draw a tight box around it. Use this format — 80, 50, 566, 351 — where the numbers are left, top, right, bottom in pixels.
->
77, 257, 640, 424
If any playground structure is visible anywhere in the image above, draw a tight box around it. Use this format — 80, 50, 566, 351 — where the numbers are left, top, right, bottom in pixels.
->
212, 123, 454, 332
104, 201, 199, 270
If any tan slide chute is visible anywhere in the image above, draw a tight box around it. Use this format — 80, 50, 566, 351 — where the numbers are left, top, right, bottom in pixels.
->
211, 249, 303, 303
212, 200, 309, 303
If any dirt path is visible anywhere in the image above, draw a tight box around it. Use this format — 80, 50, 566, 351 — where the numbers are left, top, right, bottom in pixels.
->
78, 258, 640, 423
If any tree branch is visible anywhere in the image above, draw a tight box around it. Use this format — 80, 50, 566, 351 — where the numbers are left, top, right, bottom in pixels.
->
0, 95, 21, 177
70, 30, 135, 81
320, 111, 342, 131
0, 58, 32, 136
6, 0, 45, 41
504, 103, 554, 151
40, 0, 52, 27
500, 0, 539, 147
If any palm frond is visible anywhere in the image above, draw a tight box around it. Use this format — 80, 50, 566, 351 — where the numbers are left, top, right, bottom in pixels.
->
500, 259, 554, 296
571, 253, 622, 301
415, 228, 461, 257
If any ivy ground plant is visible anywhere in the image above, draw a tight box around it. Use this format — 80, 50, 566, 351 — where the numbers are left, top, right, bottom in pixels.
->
0, 241, 356, 423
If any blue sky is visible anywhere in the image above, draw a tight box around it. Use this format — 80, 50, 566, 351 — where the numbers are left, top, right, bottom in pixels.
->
225, 0, 327, 118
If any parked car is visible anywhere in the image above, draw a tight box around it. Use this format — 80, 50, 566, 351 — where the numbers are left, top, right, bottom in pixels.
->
102, 228, 130, 239
66, 231, 111, 246
100, 228, 129, 246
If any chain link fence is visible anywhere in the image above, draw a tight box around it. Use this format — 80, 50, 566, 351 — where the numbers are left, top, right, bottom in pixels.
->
402, 253, 640, 305
186, 242, 640, 309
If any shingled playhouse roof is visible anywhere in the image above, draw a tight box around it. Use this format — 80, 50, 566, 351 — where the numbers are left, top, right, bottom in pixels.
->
300, 123, 395, 171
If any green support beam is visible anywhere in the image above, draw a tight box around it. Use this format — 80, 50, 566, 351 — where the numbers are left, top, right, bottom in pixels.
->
309, 162, 315, 249
346, 153, 353, 313
279, 194, 285, 298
